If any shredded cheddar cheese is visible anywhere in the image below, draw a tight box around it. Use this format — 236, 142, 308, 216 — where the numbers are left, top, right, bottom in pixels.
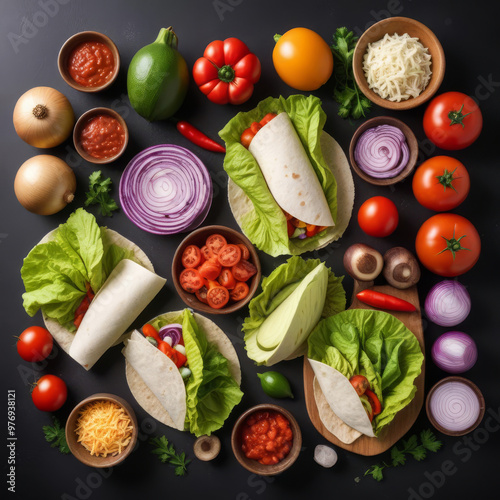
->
75, 400, 133, 457
363, 33, 432, 102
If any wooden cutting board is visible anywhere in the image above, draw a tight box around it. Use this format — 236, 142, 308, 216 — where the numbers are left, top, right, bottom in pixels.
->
303, 280, 425, 456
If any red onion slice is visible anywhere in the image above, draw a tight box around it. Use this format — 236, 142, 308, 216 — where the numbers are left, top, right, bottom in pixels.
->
119, 145, 212, 235
354, 125, 410, 178
431, 331, 478, 373
425, 280, 471, 327
159, 323, 183, 346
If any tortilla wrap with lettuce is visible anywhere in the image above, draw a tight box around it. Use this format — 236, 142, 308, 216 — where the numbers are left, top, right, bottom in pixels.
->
21, 209, 166, 369
307, 309, 424, 442
123, 310, 243, 437
221, 95, 354, 257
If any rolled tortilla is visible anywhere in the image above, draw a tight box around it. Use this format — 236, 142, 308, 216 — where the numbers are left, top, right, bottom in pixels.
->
308, 358, 375, 438
69, 259, 166, 370
248, 112, 335, 227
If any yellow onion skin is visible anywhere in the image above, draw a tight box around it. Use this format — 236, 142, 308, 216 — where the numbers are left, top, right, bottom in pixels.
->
14, 155, 76, 215
13, 87, 75, 148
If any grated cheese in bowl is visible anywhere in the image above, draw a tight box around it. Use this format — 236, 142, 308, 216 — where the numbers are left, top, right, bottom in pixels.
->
363, 33, 432, 102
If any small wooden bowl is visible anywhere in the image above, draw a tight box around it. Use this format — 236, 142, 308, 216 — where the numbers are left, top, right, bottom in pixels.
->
58, 31, 120, 92
353, 17, 445, 110
231, 404, 302, 476
73, 107, 129, 164
426, 376, 485, 436
349, 116, 418, 186
172, 225, 261, 315
66, 393, 138, 468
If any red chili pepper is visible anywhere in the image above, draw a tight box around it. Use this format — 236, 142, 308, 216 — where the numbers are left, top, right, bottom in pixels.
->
142, 323, 162, 343
356, 289, 416, 312
176, 121, 226, 153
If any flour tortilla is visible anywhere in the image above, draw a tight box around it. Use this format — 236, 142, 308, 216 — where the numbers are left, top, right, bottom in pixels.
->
229, 132, 354, 254
309, 358, 375, 439
124, 311, 241, 430
39, 228, 166, 369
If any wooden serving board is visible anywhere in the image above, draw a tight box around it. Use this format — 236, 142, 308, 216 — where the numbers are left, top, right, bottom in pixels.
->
303, 280, 425, 456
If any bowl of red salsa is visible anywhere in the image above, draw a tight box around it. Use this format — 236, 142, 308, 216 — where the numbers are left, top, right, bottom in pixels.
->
58, 31, 120, 92
231, 404, 302, 475
74, 107, 128, 164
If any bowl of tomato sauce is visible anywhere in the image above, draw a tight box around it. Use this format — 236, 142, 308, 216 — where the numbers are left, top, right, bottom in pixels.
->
58, 31, 120, 92
231, 404, 302, 475
74, 107, 128, 164
172, 225, 261, 315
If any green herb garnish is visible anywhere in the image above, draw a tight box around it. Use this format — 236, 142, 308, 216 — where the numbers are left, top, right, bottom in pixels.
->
43, 416, 70, 454
85, 170, 119, 216
150, 436, 190, 476
361, 430, 442, 481
331, 27, 372, 120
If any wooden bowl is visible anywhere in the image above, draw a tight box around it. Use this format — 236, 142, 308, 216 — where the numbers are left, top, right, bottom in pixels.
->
426, 376, 485, 436
73, 107, 129, 164
231, 404, 302, 476
349, 116, 418, 186
353, 17, 445, 110
172, 225, 261, 315
58, 31, 120, 92
66, 393, 138, 468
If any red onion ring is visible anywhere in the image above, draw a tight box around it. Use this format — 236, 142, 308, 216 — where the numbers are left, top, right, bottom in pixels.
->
119, 145, 212, 235
354, 124, 410, 178
425, 280, 471, 327
431, 331, 477, 373
159, 323, 183, 346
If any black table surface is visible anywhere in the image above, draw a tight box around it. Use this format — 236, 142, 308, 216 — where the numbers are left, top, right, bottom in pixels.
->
1, 0, 499, 499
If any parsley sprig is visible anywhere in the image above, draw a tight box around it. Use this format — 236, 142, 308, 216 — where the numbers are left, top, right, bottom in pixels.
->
361, 430, 442, 481
150, 436, 190, 476
84, 170, 119, 217
43, 417, 70, 454
331, 27, 372, 120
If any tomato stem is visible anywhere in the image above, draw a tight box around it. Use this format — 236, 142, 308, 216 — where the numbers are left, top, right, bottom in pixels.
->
436, 167, 459, 193
448, 104, 472, 128
438, 229, 470, 259
218, 64, 235, 83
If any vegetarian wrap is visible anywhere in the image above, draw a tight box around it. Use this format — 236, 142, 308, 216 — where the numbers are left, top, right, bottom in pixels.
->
220, 95, 354, 256
243, 256, 345, 366
307, 309, 424, 443
123, 309, 243, 437
21, 209, 166, 369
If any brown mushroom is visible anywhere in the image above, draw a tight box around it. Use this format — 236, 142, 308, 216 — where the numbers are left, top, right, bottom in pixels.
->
383, 247, 420, 289
343, 243, 384, 282
193, 435, 221, 461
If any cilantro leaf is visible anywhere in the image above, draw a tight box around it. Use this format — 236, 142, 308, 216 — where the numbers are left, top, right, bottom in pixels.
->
43, 416, 70, 454
364, 464, 385, 481
150, 436, 190, 476
420, 429, 443, 453
390, 446, 406, 467
84, 170, 119, 217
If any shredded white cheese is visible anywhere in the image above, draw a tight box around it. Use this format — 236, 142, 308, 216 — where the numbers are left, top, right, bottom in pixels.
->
363, 33, 432, 102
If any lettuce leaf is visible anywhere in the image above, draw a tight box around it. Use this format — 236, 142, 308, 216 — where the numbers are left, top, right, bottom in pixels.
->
21, 208, 135, 330
219, 95, 338, 256
307, 309, 424, 435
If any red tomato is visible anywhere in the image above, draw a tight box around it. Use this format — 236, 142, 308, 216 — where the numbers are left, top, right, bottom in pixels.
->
260, 113, 278, 126
218, 268, 236, 289
207, 286, 230, 309
200, 245, 214, 261
181, 245, 202, 268
158, 341, 179, 366
206, 234, 227, 255
218, 244, 242, 267
423, 92, 483, 150
232, 260, 257, 282
358, 196, 399, 237
195, 285, 209, 304
31, 374, 67, 412
365, 389, 382, 416
16, 326, 53, 362
349, 375, 370, 396
230, 281, 250, 301
412, 156, 470, 211
240, 128, 255, 148
198, 259, 222, 281
179, 268, 204, 293
415, 213, 481, 277
236, 243, 250, 260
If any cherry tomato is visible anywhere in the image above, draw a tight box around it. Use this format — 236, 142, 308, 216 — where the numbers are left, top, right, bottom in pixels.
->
236, 243, 250, 260
415, 213, 481, 277
259, 113, 278, 126
200, 245, 214, 261
198, 259, 222, 281
240, 128, 255, 148
206, 234, 227, 255
232, 259, 257, 282
181, 245, 202, 268
16, 326, 53, 362
423, 92, 483, 150
207, 286, 230, 309
230, 281, 250, 301
218, 268, 236, 290
272, 27, 333, 91
358, 196, 399, 237
31, 374, 67, 412
195, 285, 209, 304
179, 268, 204, 293
349, 375, 370, 396
217, 244, 242, 267
412, 156, 470, 211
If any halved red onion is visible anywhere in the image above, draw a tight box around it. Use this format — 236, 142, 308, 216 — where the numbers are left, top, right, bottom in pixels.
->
354, 124, 410, 178
431, 331, 477, 373
425, 280, 471, 326
158, 323, 183, 346
119, 145, 212, 234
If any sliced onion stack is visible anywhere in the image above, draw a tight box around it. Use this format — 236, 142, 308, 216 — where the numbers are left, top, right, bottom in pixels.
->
354, 124, 410, 178
431, 331, 477, 374
425, 280, 471, 326
120, 145, 212, 235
